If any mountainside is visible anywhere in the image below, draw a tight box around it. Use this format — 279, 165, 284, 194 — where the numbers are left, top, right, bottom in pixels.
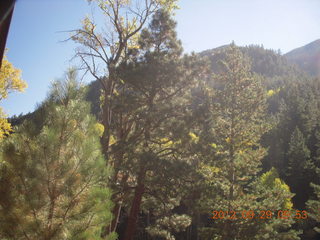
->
6, 40, 320, 240
285, 39, 320, 77
201, 44, 303, 78
9, 43, 310, 124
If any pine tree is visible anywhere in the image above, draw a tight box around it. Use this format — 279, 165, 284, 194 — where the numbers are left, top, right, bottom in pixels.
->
72, 2, 179, 236
252, 168, 301, 240
0, 70, 113, 240
207, 44, 269, 239
195, 44, 299, 240
106, 9, 205, 240
307, 183, 320, 234
286, 127, 315, 208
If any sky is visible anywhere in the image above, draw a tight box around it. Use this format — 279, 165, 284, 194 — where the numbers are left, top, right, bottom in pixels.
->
2, 0, 320, 116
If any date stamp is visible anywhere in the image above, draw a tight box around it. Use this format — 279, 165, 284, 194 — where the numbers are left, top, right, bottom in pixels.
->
211, 210, 308, 220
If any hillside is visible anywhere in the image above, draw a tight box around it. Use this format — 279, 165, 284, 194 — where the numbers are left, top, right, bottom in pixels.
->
9, 44, 306, 125
201, 44, 303, 79
7, 42, 320, 240
285, 39, 320, 77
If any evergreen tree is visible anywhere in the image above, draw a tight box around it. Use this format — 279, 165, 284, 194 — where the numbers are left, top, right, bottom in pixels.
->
72, 1, 179, 236
252, 168, 301, 240
194, 44, 299, 240
207, 44, 269, 239
307, 183, 320, 235
0, 70, 113, 240
107, 9, 205, 240
286, 127, 315, 208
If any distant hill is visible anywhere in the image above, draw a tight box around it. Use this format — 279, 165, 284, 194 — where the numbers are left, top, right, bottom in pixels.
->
200, 44, 305, 89
285, 39, 320, 77
9, 43, 309, 125
201, 44, 303, 78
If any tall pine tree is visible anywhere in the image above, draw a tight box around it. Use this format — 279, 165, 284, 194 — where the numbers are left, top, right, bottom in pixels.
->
286, 127, 315, 209
0, 70, 113, 240
194, 44, 300, 240
108, 9, 205, 240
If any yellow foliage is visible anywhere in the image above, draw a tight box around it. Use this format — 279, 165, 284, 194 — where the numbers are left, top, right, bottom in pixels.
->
260, 168, 293, 210
225, 137, 231, 143
0, 108, 12, 140
94, 123, 104, 137
267, 89, 275, 97
109, 134, 116, 145
0, 53, 27, 140
274, 178, 293, 209
267, 88, 280, 97
156, 0, 179, 12
82, 16, 95, 33
198, 163, 221, 181
0, 53, 27, 100
160, 137, 174, 148
210, 143, 217, 149
188, 132, 199, 143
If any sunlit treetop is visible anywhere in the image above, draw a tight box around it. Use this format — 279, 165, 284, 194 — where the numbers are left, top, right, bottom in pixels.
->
0, 53, 27, 100
72, 0, 179, 80
0, 52, 27, 140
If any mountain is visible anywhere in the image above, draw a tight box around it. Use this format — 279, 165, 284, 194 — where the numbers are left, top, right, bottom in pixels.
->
285, 39, 320, 77
200, 44, 305, 89
9, 43, 308, 125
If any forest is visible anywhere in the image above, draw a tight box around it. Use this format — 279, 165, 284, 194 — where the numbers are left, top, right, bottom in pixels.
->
0, 0, 320, 240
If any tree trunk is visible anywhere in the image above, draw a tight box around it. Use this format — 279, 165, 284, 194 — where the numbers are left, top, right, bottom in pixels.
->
100, 83, 111, 161
122, 169, 145, 240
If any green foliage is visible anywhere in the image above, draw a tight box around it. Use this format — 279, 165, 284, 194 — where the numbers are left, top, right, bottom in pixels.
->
10, 13, 320, 238
0, 70, 113, 240
259, 167, 293, 209
285, 39, 320, 77
192, 44, 299, 240
251, 168, 301, 240
287, 127, 311, 178
284, 127, 318, 209
201, 44, 303, 81
307, 183, 320, 233
102, 9, 206, 239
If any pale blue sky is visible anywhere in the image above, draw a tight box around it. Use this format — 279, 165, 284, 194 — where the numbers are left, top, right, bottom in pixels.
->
3, 0, 320, 116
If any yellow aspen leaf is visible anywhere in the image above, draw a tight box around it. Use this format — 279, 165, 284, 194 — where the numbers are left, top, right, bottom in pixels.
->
109, 134, 116, 145
188, 132, 199, 143
267, 89, 275, 97
160, 137, 173, 148
94, 123, 104, 137
210, 143, 217, 148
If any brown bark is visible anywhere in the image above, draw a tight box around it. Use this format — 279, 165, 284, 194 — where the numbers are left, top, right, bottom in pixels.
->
109, 203, 122, 232
100, 76, 113, 162
122, 168, 146, 240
